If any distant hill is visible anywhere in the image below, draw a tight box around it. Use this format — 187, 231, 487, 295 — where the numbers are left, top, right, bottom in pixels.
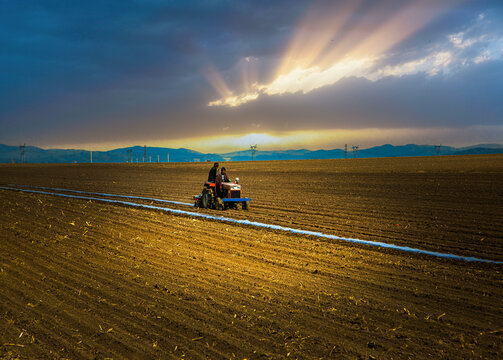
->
358, 144, 457, 158
220, 148, 346, 161
452, 147, 503, 155
457, 144, 503, 151
0, 144, 224, 164
1, 143, 502, 163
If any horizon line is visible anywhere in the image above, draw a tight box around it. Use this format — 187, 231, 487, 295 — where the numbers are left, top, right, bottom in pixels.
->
2, 142, 502, 154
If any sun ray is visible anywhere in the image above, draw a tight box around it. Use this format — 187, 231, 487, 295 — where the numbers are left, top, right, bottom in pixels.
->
202, 65, 232, 99
208, 0, 463, 107
350, 0, 451, 58
277, 0, 364, 76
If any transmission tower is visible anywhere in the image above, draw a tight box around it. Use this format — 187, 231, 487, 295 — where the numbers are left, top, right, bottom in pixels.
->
250, 144, 258, 161
344, 144, 348, 159
19, 144, 26, 163
352, 145, 359, 158
126, 149, 132, 163
143, 145, 147, 163
435, 144, 442, 156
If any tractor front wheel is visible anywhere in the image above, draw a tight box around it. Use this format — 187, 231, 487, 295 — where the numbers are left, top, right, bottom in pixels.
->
242, 201, 249, 210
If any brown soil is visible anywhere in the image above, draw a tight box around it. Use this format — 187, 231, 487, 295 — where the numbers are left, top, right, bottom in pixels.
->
0, 155, 502, 359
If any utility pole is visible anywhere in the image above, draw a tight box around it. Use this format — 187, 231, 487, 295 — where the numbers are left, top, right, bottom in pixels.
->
250, 144, 258, 161
344, 144, 348, 159
352, 145, 359, 158
19, 144, 26, 163
126, 149, 132, 163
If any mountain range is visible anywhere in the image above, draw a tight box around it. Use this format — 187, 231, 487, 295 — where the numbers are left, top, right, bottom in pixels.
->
1, 143, 502, 164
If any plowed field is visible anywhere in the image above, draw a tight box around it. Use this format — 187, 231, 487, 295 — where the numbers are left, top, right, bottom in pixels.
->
1, 155, 502, 359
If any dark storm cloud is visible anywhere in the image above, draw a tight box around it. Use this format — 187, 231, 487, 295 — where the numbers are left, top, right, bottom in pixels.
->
0, 0, 308, 142
0, 2, 265, 138
0, 0, 502, 147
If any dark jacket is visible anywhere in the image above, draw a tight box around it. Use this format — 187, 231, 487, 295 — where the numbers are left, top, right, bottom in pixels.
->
208, 166, 218, 182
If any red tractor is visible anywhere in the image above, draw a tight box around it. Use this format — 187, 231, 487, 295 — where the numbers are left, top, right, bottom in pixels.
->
194, 178, 250, 210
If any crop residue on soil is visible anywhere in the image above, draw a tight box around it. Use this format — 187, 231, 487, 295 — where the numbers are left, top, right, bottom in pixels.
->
1, 155, 502, 359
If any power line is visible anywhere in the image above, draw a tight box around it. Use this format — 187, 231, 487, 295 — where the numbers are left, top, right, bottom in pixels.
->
352, 145, 359, 158
250, 144, 258, 161
19, 144, 25, 163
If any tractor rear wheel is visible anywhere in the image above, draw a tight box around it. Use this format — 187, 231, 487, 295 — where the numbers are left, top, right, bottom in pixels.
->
242, 201, 249, 210
201, 190, 211, 209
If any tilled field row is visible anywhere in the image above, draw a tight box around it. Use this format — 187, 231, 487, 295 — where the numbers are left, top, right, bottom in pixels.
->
2, 185, 501, 265
5, 181, 503, 263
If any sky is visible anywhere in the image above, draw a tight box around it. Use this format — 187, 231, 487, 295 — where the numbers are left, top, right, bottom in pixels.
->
1, 0, 502, 152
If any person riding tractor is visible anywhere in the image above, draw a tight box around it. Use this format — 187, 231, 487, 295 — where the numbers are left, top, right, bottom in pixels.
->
216, 167, 230, 198
208, 162, 219, 182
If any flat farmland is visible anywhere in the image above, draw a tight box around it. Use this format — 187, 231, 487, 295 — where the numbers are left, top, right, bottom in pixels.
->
2, 154, 503, 261
0, 155, 502, 359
